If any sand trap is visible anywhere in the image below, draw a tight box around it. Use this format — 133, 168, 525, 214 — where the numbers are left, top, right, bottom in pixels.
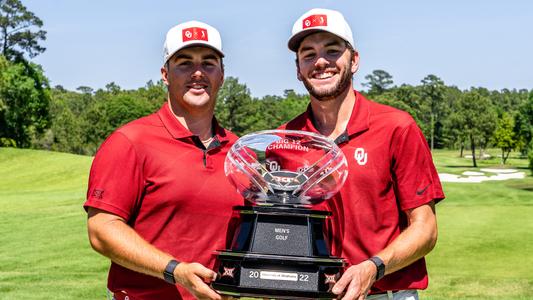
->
480, 168, 519, 174
464, 154, 491, 159
462, 171, 485, 176
439, 169, 526, 183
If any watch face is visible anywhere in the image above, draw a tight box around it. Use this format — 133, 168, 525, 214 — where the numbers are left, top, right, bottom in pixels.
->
225, 130, 348, 207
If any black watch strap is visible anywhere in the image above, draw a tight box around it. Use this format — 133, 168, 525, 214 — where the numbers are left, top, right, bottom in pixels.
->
163, 259, 180, 284
368, 256, 385, 281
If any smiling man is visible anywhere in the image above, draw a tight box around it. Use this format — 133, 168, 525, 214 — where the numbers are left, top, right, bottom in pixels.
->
280, 9, 445, 300
84, 21, 242, 300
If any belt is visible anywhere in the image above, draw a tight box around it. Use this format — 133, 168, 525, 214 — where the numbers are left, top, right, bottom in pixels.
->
366, 290, 417, 300
369, 290, 399, 295
366, 291, 395, 300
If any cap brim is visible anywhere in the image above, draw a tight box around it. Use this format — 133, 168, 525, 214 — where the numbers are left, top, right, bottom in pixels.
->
165, 43, 224, 65
288, 28, 353, 52
288, 29, 324, 52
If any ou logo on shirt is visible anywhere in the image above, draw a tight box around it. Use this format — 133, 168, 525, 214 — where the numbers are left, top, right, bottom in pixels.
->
354, 148, 367, 165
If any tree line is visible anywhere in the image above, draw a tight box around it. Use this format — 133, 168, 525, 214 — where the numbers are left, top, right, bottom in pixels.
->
1, 0, 532, 171
2, 65, 533, 169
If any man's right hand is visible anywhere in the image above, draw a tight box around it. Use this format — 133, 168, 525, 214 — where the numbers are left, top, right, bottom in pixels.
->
174, 262, 222, 300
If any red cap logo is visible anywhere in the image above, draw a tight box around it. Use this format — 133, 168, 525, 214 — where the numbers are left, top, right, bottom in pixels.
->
182, 27, 209, 42
302, 14, 328, 29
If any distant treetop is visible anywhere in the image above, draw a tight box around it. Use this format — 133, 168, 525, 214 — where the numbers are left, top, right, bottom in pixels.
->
0, 0, 47, 61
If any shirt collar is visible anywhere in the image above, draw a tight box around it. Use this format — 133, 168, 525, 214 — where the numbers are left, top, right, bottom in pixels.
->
297, 90, 370, 142
345, 90, 370, 136
157, 101, 229, 144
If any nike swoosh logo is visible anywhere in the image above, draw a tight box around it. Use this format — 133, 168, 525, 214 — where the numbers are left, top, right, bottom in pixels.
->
416, 184, 431, 195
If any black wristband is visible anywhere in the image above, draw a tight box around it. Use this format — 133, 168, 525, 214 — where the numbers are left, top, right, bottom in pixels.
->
368, 256, 385, 281
163, 259, 180, 284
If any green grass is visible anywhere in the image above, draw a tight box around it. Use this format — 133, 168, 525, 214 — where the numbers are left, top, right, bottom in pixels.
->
0, 147, 532, 299
420, 149, 533, 299
432, 148, 530, 175
0, 148, 108, 300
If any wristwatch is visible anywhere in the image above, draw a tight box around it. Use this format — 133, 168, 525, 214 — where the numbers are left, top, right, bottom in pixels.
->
368, 256, 385, 281
163, 259, 180, 284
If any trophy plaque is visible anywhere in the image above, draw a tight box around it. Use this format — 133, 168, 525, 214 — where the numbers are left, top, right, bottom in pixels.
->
212, 130, 349, 299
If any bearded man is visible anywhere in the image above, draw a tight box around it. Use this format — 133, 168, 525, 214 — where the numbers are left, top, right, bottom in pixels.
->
280, 8, 445, 300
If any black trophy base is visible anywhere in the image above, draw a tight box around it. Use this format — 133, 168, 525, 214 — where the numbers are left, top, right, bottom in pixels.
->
212, 251, 344, 299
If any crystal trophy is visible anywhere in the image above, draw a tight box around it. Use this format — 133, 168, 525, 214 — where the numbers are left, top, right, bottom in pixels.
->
212, 130, 349, 299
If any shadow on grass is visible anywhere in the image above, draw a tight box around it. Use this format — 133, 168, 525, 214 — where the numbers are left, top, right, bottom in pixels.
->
444, 165, 475, 168
505, 178, 533, 192
506, 185, 533, 192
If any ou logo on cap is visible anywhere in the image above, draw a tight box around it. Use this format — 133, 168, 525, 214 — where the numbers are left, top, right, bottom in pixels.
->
184, 30, 192, 38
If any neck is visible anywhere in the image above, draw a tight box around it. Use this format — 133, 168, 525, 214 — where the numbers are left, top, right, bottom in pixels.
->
309, 87, 356, 140
167, 98, 213, 141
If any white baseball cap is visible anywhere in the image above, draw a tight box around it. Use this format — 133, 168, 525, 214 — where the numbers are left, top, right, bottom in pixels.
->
163, 20, 224, 64
288, 8, 354, 52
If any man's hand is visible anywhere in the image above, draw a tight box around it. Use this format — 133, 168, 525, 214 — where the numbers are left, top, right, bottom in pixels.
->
332, 260, 376, 300
174, 262, 221, 300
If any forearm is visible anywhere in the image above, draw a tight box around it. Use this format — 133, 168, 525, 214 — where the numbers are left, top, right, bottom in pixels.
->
375, 202, 437, 275
88, 215, 172, 280
87, 208, 222, 300
332, 203, 438, 299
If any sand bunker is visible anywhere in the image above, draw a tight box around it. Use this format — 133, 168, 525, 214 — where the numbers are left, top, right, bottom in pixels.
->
439, 168, 526, 183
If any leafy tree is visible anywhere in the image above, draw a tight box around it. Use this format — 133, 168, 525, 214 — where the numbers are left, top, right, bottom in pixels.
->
253, 90, 309, 131
373, 92, 414, 116
137, 79, 166, 108
372, 84, 423, 126
105, 82, 121, 95
363, 69, 393, 96
492, 113, 516, 164
48, 95, 85, 153
0, 0, 46, 60
441, 86, 465, 152
272, 89, 308, 125
37, 87, 89, 153
38, 82, 164, 155
76, 86, 93, 94
449, 89, 497, 167
470, 89, 497, 159
514, 91, 533, 155
0, 55, 50, 147
420, 74, 447, 151
83, 92, 156, 153
215, 77, 255, 136
489, 88, 528, 117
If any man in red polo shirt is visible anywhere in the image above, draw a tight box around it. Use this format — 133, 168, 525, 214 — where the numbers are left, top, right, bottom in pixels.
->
84, 21, 242, 300
282, 9, 445, 300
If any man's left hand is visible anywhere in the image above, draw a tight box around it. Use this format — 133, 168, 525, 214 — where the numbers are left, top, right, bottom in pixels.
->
332, 260, 377, 300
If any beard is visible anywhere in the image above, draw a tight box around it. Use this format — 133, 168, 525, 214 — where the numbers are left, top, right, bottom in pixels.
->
301, 60, 353, 101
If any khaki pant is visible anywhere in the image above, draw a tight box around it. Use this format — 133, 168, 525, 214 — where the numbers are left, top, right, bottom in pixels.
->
366, 290, 419, 300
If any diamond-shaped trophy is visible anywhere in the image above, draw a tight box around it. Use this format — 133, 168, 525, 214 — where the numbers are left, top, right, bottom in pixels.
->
212, 130, 349, 299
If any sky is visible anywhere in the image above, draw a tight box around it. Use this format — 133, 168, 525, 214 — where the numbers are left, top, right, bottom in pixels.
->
23, 0, 533, 97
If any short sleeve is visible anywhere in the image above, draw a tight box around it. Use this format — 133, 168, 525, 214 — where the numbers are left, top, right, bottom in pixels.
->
84, 131, 143, 220
391, 122, 445, 210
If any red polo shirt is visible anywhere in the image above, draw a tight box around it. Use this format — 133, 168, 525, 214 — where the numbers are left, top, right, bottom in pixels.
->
280, 91, 444, 292
84, 102, 243, 299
